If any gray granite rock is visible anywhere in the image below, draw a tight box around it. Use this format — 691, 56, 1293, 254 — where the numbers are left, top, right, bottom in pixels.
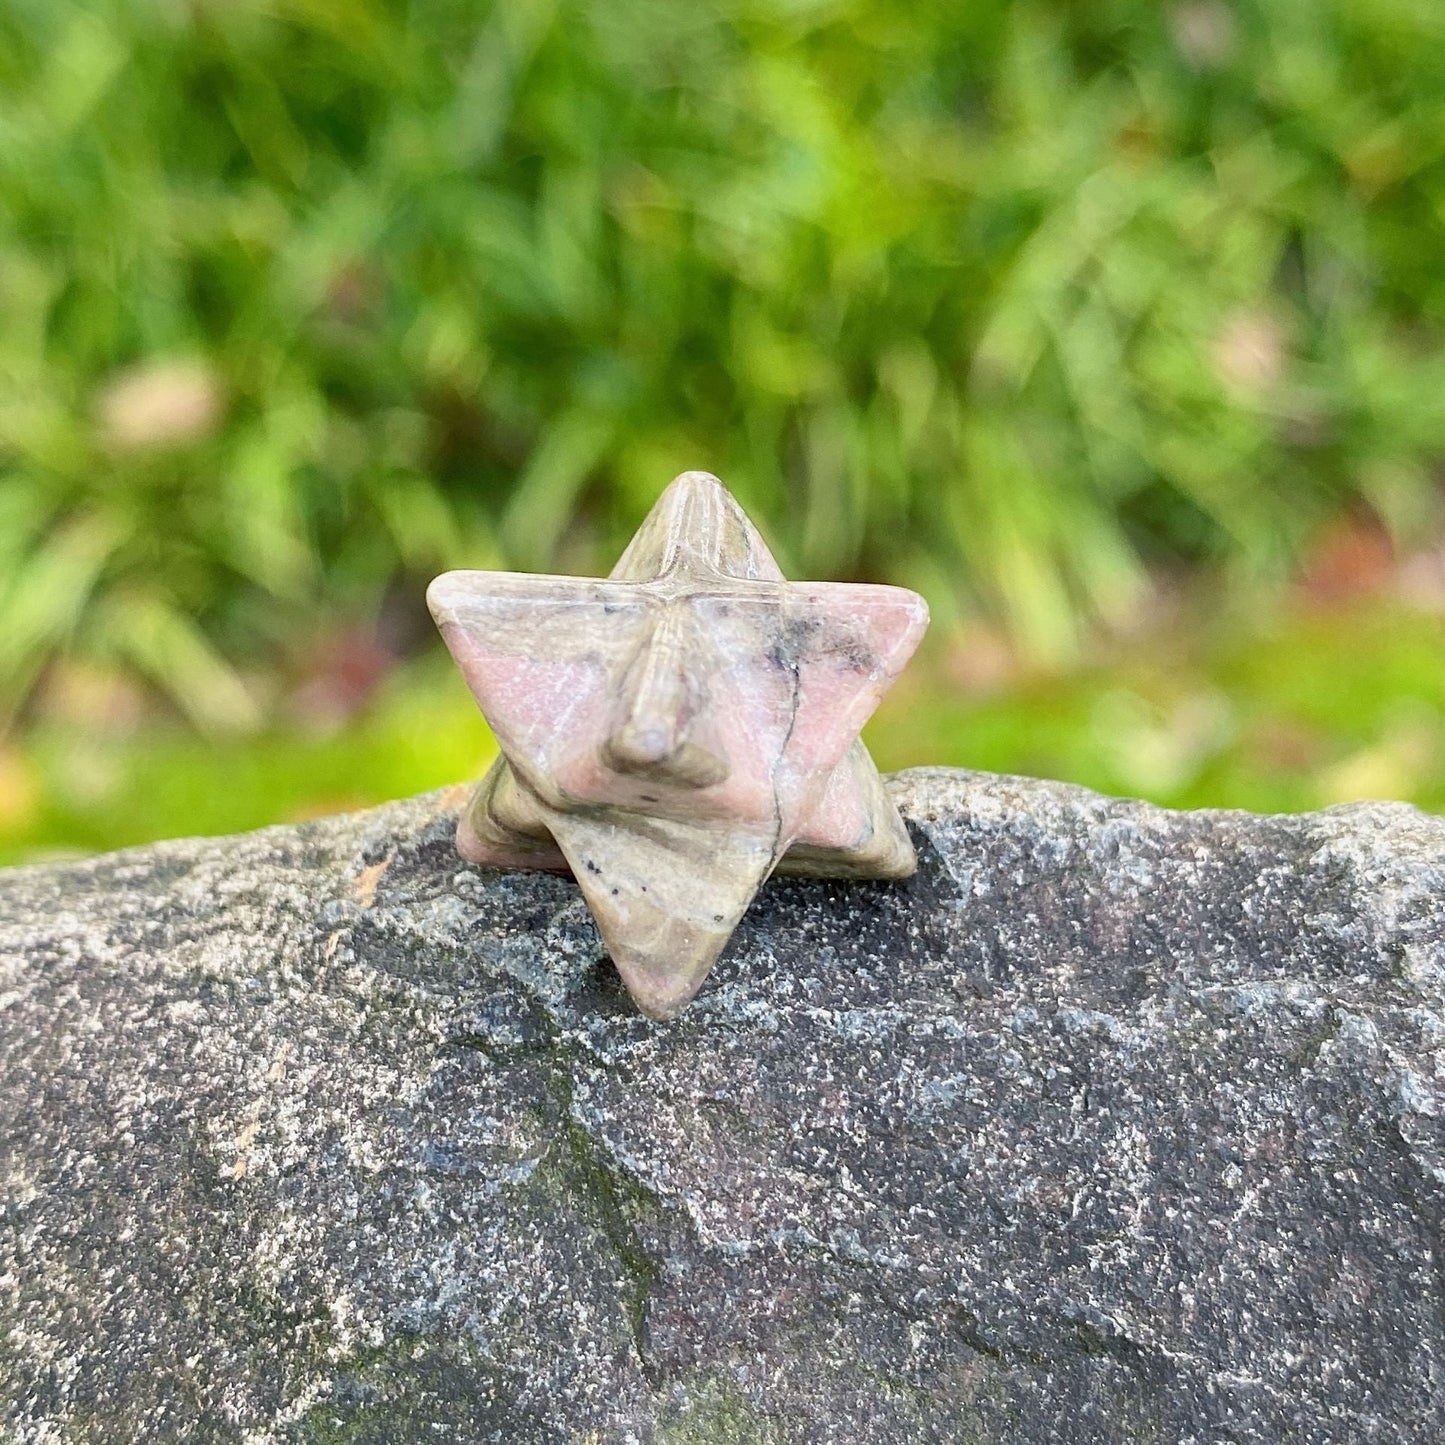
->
2, 768, 1444, 1443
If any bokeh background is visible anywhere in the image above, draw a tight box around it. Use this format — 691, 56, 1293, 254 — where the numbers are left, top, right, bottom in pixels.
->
3, 0, 1445, 863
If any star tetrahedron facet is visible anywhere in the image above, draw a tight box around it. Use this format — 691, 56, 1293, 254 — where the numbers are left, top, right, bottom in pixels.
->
427, 471, 929, 1018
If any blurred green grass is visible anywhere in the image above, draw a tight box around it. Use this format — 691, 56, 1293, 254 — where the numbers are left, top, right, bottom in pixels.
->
3, 0, 1445, 858
5, 594, 1444, 865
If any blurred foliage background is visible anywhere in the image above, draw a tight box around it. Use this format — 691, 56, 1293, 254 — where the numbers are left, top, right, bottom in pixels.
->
3, 0, 1445, 862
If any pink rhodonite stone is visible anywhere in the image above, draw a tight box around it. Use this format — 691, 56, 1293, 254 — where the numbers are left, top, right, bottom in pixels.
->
428, 470, 929, 1019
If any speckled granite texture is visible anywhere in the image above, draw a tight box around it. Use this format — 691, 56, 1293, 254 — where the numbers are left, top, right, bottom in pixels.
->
2, 768, 1443, 1443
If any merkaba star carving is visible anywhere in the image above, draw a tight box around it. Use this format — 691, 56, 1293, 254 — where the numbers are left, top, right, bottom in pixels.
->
428, 471, 929, 1019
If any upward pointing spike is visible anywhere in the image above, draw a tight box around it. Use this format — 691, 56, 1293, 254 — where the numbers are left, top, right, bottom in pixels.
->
610, 471, 785, 583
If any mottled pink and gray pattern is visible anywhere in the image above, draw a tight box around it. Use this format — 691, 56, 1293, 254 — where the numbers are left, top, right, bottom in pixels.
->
428, 471, 928, 1017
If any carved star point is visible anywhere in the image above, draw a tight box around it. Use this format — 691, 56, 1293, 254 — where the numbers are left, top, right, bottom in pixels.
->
429, 471, 928, 1019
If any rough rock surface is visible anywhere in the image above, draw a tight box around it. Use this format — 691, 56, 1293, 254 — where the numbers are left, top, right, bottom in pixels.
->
2, 769, 1444, 1443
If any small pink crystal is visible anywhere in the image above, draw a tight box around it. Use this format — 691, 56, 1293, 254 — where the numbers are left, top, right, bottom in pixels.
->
429, 471, 928, 1019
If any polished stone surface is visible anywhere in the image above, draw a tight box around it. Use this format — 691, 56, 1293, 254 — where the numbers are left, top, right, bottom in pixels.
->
428, 471, 928, 1017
